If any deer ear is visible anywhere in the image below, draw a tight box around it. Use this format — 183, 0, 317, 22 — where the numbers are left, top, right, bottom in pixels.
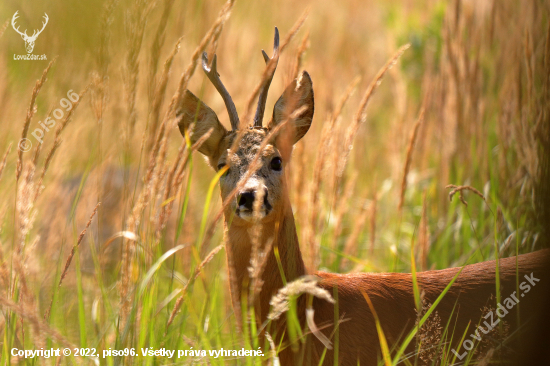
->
269, 71, 314, 144
176, 90, 228, 165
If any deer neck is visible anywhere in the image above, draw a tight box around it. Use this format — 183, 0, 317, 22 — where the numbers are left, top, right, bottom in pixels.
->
224, 198, 306, 321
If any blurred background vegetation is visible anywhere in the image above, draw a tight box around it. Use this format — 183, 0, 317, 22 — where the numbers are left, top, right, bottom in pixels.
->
0, 0, 549, 364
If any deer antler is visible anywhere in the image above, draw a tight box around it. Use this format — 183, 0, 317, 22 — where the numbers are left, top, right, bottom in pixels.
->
30, 13, 48, 39
11, 11, 28, 38
253, 27, 280, 128
202, 52, 240, 131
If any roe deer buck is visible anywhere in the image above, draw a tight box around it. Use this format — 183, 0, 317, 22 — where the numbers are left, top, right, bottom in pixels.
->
177, 28, 550, 366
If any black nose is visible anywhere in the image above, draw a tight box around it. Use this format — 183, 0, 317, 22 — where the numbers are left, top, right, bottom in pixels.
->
237, 189, 270, 211
237, 191, 255, 211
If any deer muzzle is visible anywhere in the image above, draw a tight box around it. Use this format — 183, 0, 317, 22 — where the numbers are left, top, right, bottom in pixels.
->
236, 186, 272, 221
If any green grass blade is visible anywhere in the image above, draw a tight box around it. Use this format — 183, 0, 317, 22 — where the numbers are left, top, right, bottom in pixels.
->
391, 265, 465, 365
361, 290, 391, 366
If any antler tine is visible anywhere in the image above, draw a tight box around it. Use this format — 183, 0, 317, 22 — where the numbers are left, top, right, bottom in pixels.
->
253, 27, 280, 127
32, 13, 49, 39
202, 52, 240, 131
11, 11, 28, 37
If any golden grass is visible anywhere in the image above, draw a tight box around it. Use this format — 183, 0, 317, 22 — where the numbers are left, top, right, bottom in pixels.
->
1, 0, 549, 362
165, 244, 224, 331
16, 59, 55, 181
44, 203, 100, 320
398, 107, 423, 211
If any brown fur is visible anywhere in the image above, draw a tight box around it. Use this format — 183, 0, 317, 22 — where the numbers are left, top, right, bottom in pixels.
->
178, 69, 550, 365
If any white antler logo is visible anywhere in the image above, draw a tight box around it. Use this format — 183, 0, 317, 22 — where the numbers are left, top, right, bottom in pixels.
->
12, 11, 49, 54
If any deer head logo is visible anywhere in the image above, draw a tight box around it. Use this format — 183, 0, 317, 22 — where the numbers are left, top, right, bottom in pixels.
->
11, 11, 49, 54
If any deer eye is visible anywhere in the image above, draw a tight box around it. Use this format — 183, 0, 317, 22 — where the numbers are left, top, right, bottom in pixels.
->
270, 157, 282, 171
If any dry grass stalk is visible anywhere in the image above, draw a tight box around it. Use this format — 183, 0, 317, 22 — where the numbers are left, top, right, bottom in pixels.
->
306, 115, 334, 268
55, 86, 90, 139
144, 0, 235, 201
205, 9, 228, 61
121, 134, 168, 316
248, 188, 266, 291
330, 171, 357, 251
151, 135, 169, 220
290, 139, 306, 209
306, 308, 333, 349
98, 0, 118, 77
58, 203, 100, 286
328, 77, 361, 196
147, 35, 184, 151
124, 102, 217, 312
31, 137, 42, 167
306, 77, 360, 268
16, 59, 56, 181
148, 124, 213, 242
0, 295, 76, 349
370, 189, 377, 255
415, 298, 443, 365
268, 276, 334, 321
90, 0, 117, 128
342, 198, 371, 268
0, 142, 12, 183
398, 108, 424, 211
279, 8, 310, 55
33, 86, 90, 202
90, 0, 117, 127
225, 235, 242, 330
338, 44, 410, 179
165, 244, 224, 330
418, 190, 430, 271
124, 137, 170, 306
16, 164, 37, 252
0, 19, 9, 39
44, 203, 100, 320
168, 0, 235, 119
446, 184, 486, 207
248, 188, 275, 306
12, 251, 33, 308
156, 139, 186, 236
147, 0, 176, 103
264, 331, 278, 364
28, 103, 54, 173
124, 0, 156, 137
12, 249, 44, 349
249, 237, 274, 308
32, 141, 60, 202
173, 127, 214, 187
291, 31, 310, 80
0, 240, 10, 296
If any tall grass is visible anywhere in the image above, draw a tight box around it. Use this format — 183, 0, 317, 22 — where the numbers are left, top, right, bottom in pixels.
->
0, 0, 548, 364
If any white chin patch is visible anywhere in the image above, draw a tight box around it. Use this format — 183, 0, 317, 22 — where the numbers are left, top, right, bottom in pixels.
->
236, 210, 268, 222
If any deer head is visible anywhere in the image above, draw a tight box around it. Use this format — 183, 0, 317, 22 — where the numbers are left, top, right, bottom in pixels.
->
12, 11, 49, 53
177, 28, 314, 226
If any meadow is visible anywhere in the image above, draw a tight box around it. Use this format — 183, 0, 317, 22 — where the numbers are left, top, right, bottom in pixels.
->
0, 0, 549, 364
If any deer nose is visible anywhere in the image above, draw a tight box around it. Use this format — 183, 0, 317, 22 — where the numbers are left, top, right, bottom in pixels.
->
237, 191, 255, 211
237, 189, 269, 211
